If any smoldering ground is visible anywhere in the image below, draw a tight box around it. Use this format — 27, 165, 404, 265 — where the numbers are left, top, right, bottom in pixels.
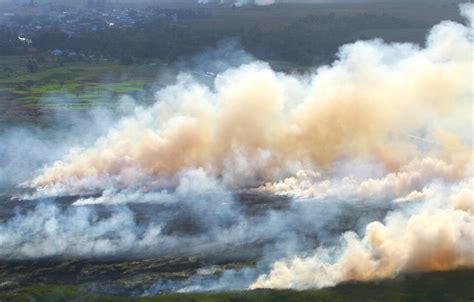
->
0, 170, 394, 295
0, 2, 473, 296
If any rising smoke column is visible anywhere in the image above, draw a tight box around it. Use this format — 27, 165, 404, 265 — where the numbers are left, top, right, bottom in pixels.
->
28, 2, 473, 197
251, 178, 474, 289
7, 1, 474, 291
250, 3, 474, 289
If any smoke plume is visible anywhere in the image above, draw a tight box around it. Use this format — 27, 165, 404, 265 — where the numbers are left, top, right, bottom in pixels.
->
0, 2, 472, 294
28, 3, 473, 197
251, 178, 474, 289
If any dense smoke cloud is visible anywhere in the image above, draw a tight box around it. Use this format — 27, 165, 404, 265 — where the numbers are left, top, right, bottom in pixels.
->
248, 4, 474, 289
1, 170, 237, 259
2, 168, 386, 261
257, 157, 471, 201
0, 2, 472, 294
28, 2, 473, 198
251, 178, 474, 289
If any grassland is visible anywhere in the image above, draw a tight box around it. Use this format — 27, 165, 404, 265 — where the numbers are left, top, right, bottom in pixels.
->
0, 56, 168, 125
0, 57, 161, 105
0, 270, 473, 302
0, 55, 311, 126
1, 0, 466, 126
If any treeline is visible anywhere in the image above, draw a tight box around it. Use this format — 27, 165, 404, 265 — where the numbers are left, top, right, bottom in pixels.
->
242, 13, 426, 64
3, 12, 428, 65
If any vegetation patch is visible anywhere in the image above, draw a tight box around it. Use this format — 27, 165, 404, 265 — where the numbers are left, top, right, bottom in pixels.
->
1, 270, 473, 302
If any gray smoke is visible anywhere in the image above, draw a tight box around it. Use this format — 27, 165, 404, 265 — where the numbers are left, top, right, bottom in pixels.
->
1, 167, 388, 260
0, 2, 472, 295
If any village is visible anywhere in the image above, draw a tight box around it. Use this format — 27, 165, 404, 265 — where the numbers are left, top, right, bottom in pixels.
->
0, 0, 206, 57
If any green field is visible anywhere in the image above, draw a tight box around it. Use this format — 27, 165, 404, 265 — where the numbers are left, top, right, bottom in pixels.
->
0, 56, 169, 125
1, 270, 473, 302
0, 0, 466, 125
0, 57, 161, 105
0, 55, 310, 126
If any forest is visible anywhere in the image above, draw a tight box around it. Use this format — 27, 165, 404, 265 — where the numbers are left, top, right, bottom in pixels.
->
2, 8, 432, 65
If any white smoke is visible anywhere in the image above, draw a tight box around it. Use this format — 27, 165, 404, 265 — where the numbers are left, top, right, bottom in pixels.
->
251, 177, 474, 289
26, 6, 473, 197
1, 168, 385, 260
258, 157, 471, 201
198, 0, 275, 7
0, 2, 472, 294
